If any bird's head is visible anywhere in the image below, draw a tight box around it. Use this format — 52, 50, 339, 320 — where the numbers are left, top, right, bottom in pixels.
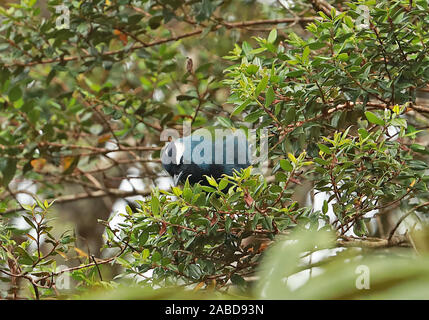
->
161, 139, 186, 185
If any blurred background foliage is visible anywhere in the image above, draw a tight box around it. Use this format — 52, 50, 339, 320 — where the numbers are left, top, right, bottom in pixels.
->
2, 0, 429, 299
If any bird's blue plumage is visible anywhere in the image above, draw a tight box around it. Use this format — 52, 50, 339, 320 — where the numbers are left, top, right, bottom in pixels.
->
161, 131, 252, 185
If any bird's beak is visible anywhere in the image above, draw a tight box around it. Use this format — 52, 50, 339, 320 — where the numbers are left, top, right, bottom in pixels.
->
173, 172, 184, 186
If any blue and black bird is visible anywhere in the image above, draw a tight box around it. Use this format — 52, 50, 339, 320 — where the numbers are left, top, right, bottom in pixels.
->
161, 131, 252, 186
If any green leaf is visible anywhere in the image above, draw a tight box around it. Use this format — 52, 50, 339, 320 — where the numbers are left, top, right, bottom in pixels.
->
322, 200, 328, 214
151, 196, 160, 216
265, 86, 275, 107
280, 159, 293, 172
268, 29, 277, 43
246, 64, 259, 75
142, 249, 150, 260
242, 41, 253, 57
275, 172, 288, 182
148, 15, 163, 29
16, 247, 35, 265
225, 216, 232, 232
317, 143, 332, 154
411, 144, 429, 154
205, 176, 218, 187
172, 187, 182, 197
285, 70, 305, 78
218, 178, 229, 191
365, 111, 385, 126
308, 41, 327, 50
210, 195, 222, 209
255, 76, 269, 97
314, 157, 330, 166
245, 110, 263, 123
183, 187, 193, 202
337, 53, 349, 61
112, 110, 122, 120
232, 99, 252, 116
353, 219, 368, 237
302, 46, 310, 63
9, 86, 22, 102
217, 116, 233, 128
152, 251, 161, 262
200, 186, 217, 193
0, 159, 17, 187
252, 212, 261, 230
242, 166, 251, 179
23, 216, 36, 229
116, 257, 132, 268
139, 231, 149, 246
186, 264, 202, 280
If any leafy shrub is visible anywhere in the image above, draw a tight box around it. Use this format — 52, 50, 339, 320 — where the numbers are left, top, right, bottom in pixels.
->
2, 0, 429, 299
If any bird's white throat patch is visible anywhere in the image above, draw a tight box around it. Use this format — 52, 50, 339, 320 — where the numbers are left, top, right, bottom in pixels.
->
174, 140, 185, 164
161, 140, 185, 165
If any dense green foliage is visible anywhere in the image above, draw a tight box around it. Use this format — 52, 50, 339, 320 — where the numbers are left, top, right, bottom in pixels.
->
2, 0, 429, 299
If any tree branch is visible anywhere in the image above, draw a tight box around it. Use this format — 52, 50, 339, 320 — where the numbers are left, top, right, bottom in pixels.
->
5, 17, 318, 68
